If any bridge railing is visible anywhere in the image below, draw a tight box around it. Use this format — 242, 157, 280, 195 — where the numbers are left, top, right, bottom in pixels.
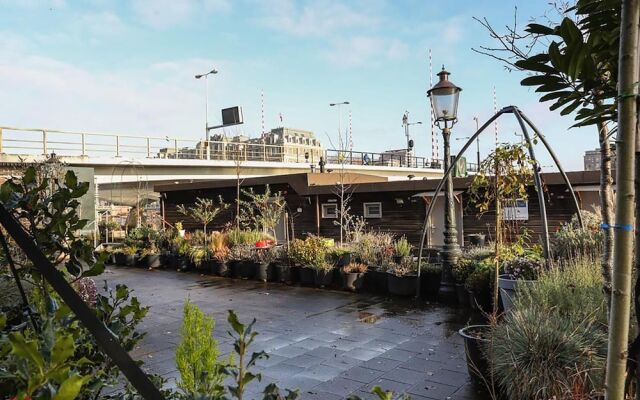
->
0, 126, 477, 171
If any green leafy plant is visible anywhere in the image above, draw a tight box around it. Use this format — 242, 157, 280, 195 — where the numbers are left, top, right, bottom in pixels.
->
501, 257, 544, 281
388, 258, 417, 277
178, 197, 229, 249
239, 185, 286, 238
393, 236, 412, 257
176, 299, 228, 399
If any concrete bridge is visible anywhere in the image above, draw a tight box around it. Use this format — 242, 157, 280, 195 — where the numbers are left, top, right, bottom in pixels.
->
0, 125, 474, 204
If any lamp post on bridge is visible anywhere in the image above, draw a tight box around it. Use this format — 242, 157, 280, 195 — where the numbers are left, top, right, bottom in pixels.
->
402, 112, 422, 168
427, 66, 462, 303
195, 68, 218, 160
329, 101, 350, 154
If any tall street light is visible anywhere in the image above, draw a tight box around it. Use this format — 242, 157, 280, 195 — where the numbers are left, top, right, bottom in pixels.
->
330, 101, 350, 151
195, 68, 218, 160
402, 112, 422, 167
427, 66, 462, 303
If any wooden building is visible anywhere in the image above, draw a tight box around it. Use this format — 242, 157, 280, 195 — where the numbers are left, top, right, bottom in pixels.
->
155, 170, 602, 248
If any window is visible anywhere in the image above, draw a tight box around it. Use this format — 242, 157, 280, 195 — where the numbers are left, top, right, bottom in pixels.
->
321, 203, 338, 219
363, 202, 382, 218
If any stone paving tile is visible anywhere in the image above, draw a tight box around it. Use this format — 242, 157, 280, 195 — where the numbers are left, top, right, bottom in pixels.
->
104, 267, 484, 399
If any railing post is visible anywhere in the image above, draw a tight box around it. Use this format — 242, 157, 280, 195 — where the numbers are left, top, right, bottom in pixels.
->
42, 130, 47, 155
81, 133, 86, 156
263, 143, 266, 161
244, 145, 247, 161
0, 128, 4, 154
146, 137, 151, 158
116, 135, 120, 157
174, 139, 178, 159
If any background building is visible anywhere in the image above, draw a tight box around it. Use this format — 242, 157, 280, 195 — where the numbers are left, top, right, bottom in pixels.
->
584, 145, 616, 171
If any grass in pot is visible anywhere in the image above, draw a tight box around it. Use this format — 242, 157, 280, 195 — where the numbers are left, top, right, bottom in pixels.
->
387, 259, 418, 296
392, 236, 412, 265
208, 232, 230, 276
122, 245, 138, 267
342, 262, 367, 292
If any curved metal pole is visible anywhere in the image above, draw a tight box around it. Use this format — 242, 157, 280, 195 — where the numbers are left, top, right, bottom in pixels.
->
512, 107, 550, 259
416, 108, 509, 297
518, 111, 584, 229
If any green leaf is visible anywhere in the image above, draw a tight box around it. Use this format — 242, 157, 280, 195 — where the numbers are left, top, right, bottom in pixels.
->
227, 310, 243, 335
514, 58, 556, 74
560, 100, 582, 116
525, 23, 556, 35
559, 18, 583, 44
52, 334, 75, 365
0, 314, 6, 330
539, 91, 574, 102
53, 374, 90, 400
548, 41, 566, 72
64, 170, 78, 188
9, 332, 45, 370
23, 167, 36, 185
521, 75, 557, 86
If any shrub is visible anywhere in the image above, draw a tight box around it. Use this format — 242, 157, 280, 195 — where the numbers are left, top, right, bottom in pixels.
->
227, 229, 269, 246
552, 210, 603, 260
393, 236, 412, 257
501, 257, 544, 280
0, 275, 33, 323
176, 299, 228, 398
488, 256, 608, 398
228, 244, 254, 261
287, 236, 330, 269
353, 232, 394, 266
388, 258, 417, 277
464, 258, 494, 293
452, 258, 476, 283
489, 307, 606, 399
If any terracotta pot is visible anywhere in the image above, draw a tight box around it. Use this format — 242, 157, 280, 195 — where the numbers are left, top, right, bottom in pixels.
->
342, 271, 365, 291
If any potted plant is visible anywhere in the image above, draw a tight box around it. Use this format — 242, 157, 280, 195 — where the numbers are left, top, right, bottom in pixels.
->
464, 263, 493, 312
498, 256, 543, 312
113, 248, 127, 266
173, 236, 191, 271
288, 238, 314, 286
393, 236, 412, 264
189, 246, 207, 272
331, 247, 352, 268
342, 262, 367, 291
229, 245, 255, 279
208, 232, 229, 276
458, 325, 491, 386
122, 245, 138, 267
387, 259, 418, 296
452, 259, 476, 306
304, 236, 332, 287
143, 244, 162, 270
313, 260, 334, 288
421, 263, 442, 300
254, 246, 278, 282
175, 221, 186, 237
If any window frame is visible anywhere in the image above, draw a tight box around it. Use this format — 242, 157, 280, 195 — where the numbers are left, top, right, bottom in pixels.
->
321, 203, 338, 219
363, 202, 383, 218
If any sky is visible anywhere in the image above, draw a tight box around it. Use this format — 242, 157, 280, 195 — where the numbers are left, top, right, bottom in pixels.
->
0, 0, 599, 171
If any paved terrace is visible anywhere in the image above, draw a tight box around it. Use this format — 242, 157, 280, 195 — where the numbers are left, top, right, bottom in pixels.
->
104, 267, 487, 400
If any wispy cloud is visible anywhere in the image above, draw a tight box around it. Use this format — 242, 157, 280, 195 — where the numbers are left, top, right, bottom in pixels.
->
131, 0, 231, 28
259, 0, 381, 37
324, 36, 409, 67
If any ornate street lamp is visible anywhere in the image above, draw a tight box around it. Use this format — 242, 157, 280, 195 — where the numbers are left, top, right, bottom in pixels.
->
427, 66, 462, 303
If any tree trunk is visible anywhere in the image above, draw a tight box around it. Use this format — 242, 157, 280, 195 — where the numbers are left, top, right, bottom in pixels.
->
605, 0, 639, 398
598, 118, 614, 307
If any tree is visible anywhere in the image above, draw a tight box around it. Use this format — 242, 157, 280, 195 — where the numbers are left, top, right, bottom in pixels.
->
238, 185, 286, 239
604, 0, 638, 397
474, 0, 620, 303
177, 196, 228, 248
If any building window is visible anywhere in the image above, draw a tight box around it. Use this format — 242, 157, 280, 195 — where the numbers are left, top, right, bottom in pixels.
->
321, 203, 338, 219
363, 202, 382, 218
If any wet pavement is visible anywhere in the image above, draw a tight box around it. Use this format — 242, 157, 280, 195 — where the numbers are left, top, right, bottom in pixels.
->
103, 267, 486, 400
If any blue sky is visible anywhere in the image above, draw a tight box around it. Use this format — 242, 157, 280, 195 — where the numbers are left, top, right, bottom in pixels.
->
0, 0, 598, 170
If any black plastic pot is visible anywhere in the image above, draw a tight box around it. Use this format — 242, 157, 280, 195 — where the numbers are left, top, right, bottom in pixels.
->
421, 270, 442, 301
456, 283, 469, 307
125, 254, 137, 267
388, 274, 417, 296
176, 255, 189, 271
289, 265, 300, 283
114, 253, 127, 266
273, 264, 291, 283
342, 271, 365, 292
336, 252, 352, 267
231, 261, 255, 279
314, 269, 333, 287
211, 261, 229, 276
136, 254, 148, 268
299, 266, 315, 286
198, 259, 216, 274
458, 325, 491, 386
147, 254, 162, 269
364, 268, 388, 294
255, 262, 269, 282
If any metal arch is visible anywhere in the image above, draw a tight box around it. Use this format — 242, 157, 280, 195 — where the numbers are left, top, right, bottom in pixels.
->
416, 106, 584, 296
512, 107, 551, 259
518, 111, 584, 229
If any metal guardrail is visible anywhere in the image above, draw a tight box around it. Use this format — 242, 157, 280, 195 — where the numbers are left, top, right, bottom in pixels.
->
0, 126, 478, 171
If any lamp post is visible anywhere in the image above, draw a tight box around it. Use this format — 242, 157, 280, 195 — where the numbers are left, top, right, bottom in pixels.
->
402, 112, 422, 167
330, 101, 350, 150
427, 66, 462, 303
195, 68, 218, 160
